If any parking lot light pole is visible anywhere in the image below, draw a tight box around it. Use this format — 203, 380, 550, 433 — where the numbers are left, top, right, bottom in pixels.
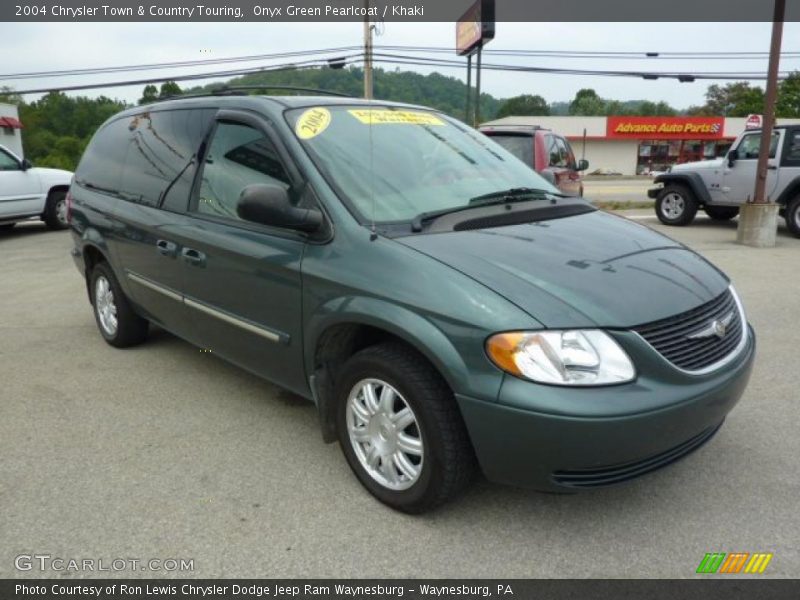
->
737, 0, 785, 248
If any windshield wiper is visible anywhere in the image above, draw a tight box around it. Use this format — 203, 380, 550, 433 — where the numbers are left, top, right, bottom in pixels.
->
410, 188, 559, 232
468, 187, 565, 205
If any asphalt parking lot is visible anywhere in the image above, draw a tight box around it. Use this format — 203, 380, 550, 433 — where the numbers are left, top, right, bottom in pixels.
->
584, 177, 654, 204
1, 213, 799, 579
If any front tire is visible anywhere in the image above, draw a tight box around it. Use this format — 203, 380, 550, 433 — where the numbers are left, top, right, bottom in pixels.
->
335, 343, 476, 513
786, 196, 800, 238
704, 206, 739, 221
90, 262, 148, 347
43, 190, 68, 230
655, 185, 698, 226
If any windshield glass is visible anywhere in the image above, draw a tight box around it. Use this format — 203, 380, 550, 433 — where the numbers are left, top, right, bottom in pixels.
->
286, 106, 559, 223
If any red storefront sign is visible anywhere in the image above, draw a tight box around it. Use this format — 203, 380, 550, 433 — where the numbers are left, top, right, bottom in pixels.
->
607, 116, 724, 140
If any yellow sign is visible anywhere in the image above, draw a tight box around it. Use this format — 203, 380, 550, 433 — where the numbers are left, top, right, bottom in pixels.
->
295, 107, 331, 140
348, 109, 445, 126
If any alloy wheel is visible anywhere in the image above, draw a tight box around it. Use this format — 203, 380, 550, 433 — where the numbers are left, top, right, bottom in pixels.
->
95, 276, 118, 337
346, 378, 424, 491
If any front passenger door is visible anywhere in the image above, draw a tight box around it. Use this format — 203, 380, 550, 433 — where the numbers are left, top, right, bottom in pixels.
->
179, 113, 308, 395
0, 148, 41, 219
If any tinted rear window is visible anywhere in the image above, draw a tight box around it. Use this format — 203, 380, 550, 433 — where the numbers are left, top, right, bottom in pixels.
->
484, 134, 534, 167
74, 117, 131, 193
121, 109, 215, 209
76, 108, 214, 210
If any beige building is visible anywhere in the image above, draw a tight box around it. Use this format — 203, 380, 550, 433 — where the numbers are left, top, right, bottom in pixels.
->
481, 115, 800, 176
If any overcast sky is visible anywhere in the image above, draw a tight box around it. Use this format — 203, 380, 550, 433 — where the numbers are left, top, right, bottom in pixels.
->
2, 21, 799, 108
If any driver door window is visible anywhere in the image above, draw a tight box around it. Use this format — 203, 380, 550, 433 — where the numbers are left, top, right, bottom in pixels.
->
736, 133, 779, 160
0, 148, 21, 171
196, 121, 290, 221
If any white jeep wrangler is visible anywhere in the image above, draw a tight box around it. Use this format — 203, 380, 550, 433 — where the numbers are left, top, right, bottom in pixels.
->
649, 125, 800, 237
0, 144, 73, 231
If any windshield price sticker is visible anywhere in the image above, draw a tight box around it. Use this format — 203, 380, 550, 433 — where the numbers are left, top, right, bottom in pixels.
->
295, 107, 332, 139
348, 109, 444, 126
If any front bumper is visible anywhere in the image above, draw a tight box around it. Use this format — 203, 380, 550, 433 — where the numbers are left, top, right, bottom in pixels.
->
456, 325, 755, 492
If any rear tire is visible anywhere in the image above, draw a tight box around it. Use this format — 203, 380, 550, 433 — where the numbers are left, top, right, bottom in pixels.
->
90, 262, 148, 348
704, 206, 739, 221
335, 342, 476, 513
0, 223, 15, 231
43, 189, 68, 230
786, 196, 800, 238
655, 185, 698, 226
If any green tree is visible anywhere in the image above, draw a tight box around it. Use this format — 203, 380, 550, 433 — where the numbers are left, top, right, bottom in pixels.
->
0, 85, 22, 104
138, 85, 158, 105
158, 81, 182, 99
703, 82, 765, 116
496, 94, 550, 118
569, 89, 606, 116
777, 72, 800, 117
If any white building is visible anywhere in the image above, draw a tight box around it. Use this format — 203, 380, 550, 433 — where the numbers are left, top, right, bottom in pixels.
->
481, 115, 800, 176
0, 102, 24, 158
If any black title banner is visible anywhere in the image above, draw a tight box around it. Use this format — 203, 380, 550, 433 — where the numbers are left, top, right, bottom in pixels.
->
3, 580, 800, 600
4, 0, 800, 23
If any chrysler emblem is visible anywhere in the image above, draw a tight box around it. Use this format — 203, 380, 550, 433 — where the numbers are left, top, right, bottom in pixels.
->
688, 311, 735, 340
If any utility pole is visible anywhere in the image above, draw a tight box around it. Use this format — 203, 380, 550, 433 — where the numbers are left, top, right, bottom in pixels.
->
737, 0, 785, 247
363, 0, 373, 99
753, 0, 784, 205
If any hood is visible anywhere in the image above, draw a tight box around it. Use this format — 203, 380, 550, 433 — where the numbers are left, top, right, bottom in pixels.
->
31, 167, 73, 185
670, 158, 725, 172
396, 210, 729, 329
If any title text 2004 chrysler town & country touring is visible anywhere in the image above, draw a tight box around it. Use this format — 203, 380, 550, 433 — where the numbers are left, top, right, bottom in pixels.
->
68, 95, 755, 513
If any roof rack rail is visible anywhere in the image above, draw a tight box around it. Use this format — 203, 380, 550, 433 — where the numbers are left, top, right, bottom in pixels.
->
213, 85, 352, 97
159, 85, 353, 102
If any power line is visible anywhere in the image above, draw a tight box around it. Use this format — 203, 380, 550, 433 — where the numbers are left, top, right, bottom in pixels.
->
4, 44, 800, 82
0, 46, 362, 80
9, 55, 364, 95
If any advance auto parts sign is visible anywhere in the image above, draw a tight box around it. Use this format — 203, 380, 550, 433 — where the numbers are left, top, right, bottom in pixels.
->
607, 116, 725, 140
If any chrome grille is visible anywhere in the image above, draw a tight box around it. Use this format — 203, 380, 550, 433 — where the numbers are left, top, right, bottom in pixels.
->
633, 289, 744, 372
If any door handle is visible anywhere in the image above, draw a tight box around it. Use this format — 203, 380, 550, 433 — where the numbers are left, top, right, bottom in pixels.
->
156, 239, 178, 257
767, 165, 778, 170
181, 247, 206, 266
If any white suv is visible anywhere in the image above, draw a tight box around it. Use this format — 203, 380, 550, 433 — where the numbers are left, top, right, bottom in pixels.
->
0, 144, 73, 231
649, 126, 800, 237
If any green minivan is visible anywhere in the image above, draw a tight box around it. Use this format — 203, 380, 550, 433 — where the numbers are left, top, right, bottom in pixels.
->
68, 93, 755, 512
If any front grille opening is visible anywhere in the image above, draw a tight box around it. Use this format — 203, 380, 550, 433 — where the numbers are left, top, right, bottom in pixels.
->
633, 290, 744, 372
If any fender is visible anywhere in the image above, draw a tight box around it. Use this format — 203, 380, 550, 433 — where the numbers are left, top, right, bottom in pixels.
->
78, 228, 114, 299
649, 172, 713, 205
305, 296, 504, 443
775, 176, 800, 206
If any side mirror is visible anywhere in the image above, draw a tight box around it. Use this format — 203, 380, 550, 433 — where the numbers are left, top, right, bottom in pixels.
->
237, 183, 322, 233
576, 159, 590, 172
728, 149, 739, 168
20, 158, 32, 171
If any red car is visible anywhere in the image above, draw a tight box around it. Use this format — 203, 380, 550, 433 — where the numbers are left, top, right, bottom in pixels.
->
480, 125, 589, 196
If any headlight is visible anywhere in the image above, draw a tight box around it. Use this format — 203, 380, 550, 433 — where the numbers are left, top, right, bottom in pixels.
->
486, 330, 636, 386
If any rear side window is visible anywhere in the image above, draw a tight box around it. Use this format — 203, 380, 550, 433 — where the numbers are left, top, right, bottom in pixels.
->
75, 118, 132, 193
120, 109, 214, 209
485, 134, 533, 166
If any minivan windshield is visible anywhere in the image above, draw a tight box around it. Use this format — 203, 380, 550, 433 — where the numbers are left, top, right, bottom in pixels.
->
286, 105, 559, 223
